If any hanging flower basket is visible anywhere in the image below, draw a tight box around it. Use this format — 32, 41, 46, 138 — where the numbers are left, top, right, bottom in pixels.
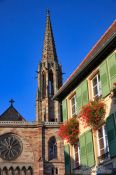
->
79, 100, 106, 129
57, 117, 79, 145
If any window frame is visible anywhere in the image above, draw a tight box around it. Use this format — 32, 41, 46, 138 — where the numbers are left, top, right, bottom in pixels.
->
91, 73, 102, 99
73, 142, 80, 169
97, 125, 110, 163
70, 94, 77, 117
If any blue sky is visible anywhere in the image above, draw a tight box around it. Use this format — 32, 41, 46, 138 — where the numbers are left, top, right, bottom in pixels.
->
0, 0, 115, 121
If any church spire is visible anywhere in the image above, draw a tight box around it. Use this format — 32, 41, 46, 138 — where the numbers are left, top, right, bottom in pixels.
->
42, 10, 58, 63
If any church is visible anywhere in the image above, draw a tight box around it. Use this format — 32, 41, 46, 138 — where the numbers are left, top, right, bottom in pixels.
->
0, 11, 65, 175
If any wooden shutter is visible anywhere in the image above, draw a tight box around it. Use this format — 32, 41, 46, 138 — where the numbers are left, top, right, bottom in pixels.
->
62, 99, 68, 121
106, 113, 116, 158
85, 130, 95, 167
79, 134, 87, 166
100, 60, 110, 97
82, 80, 89, 106
76, 85, 82, 113
107, 52, 116, 89
64, 145, 70, 174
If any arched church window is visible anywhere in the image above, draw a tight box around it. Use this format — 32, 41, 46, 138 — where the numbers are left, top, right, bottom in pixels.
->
42, 72, 46, 98
51, 168, 54, 175
2, 167, 8, 175
56, 168, 58, 174
9, 167, 14, 175
48, 136, 57, 160
15, 167, 20, 175
21, 167, 26, 175
49, 70, 54, 96
27, 167, 33, 175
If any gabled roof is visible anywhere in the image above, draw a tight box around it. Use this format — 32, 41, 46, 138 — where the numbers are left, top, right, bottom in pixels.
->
0, 105, 26, 121
54, 20, 116, 100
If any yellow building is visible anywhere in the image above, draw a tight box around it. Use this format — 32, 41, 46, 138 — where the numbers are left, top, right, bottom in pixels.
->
54, 20, 116, 175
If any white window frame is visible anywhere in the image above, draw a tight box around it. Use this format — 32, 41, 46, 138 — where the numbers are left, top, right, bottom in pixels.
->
70, 95, 77, 117
92, 73, 101, 99
97, 125, 109, 162
73, 142, 80, 169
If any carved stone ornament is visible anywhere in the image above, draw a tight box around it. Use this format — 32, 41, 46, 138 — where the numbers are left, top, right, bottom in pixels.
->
0, 133, 22, 161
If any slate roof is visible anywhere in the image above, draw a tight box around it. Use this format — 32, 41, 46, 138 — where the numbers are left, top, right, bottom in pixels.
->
0, 105, 26, 121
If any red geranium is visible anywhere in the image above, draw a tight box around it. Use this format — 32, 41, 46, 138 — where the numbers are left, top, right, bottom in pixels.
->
57, 117, 79, 145
79, 100, 106, 129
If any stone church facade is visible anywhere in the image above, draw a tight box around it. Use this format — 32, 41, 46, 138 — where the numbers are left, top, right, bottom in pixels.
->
0, 12, 65, 175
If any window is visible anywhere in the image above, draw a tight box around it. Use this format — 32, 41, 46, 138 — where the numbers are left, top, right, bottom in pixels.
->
92, 73, 101, 99
48, 137, 57, 160
97, 125, 109, 163
42, 72, 46, 98
70, 95, 76, 117
73, 142, 80, 169
51, 167, 58, 175
49, 70, 54, 96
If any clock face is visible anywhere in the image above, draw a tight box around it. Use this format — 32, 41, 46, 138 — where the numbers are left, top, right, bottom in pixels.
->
0, 133, 22, 161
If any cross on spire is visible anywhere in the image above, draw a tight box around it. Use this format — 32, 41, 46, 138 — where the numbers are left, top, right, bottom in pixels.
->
46, 9, 50, 16
9, 99, 15, 107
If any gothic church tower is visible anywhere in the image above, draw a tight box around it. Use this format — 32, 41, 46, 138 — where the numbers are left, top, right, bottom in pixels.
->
36, 11, 62, 122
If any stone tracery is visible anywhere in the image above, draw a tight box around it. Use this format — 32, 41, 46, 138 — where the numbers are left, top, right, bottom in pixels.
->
0, 133, 22, 161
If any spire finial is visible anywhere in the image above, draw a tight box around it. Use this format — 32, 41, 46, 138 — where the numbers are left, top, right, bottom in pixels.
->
9, 99, 15, 107
46, 9, 50, 16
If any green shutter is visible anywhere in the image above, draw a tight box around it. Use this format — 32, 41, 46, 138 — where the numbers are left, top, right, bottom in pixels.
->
106, 113, 116, 158
85, 130, 95, 167
79, 134, 87, 166
82, 80, 89, 106
76, 85, 82, 113
107, 53, 116, 89
62, 99, 68, 121
100, 60, 110, 97
64, 145, 70, 174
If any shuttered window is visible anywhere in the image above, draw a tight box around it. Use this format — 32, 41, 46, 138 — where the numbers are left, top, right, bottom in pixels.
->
99, 60, 110, 97
73, 142, 80, 169
100, 52, 116, 98
79, 130, 95, 167
92, 73, 102, 99
64, 145, 70, 174
85, 130, 95, 167
82, 80, 89, 106
106, 113, 116, 158
76, 80, 89, 113
107, 52, 116, 89
62, 99, 68, 121
70, 95, 77, 117
76, 85, 82, 113
80, 134, 87, 166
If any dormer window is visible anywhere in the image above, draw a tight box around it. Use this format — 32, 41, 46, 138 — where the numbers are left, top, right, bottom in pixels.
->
92, 73, 101, 99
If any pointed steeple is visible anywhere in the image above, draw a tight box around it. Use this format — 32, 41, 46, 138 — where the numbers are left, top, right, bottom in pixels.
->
42, 10, 58, 63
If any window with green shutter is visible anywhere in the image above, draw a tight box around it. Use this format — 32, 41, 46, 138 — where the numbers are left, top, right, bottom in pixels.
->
106, 113, 116, 158
82, 80, 89, 106
107, 52, 116, 89
100, 60, 110, 97
64, 144, 70, 174
62, 99, 68, 121
76, 85, 82, 113
85, 130, 95, 167
79, 130, 95, 168
79, 134, 87, 166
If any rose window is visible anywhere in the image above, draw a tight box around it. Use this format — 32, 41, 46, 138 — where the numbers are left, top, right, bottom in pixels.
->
0, 133, 22, 161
